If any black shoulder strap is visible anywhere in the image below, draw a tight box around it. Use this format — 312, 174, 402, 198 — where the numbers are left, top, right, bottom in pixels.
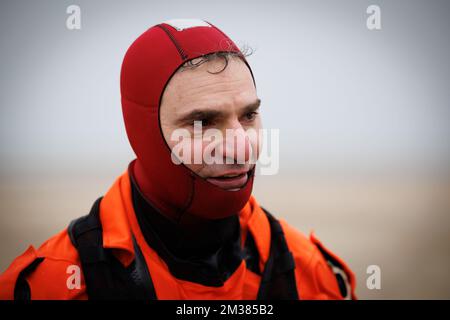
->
257, 208, 299, 300
68, 197, 156, 300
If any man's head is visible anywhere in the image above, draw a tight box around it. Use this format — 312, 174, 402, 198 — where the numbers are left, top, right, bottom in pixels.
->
120, 19, 258, 221
160, 54, 261, 191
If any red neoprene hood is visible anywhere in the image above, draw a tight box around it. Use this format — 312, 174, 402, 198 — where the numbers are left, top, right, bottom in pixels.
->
120, 19, 256, 221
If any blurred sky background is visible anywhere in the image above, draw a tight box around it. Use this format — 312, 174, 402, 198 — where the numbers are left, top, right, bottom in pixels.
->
0, 0, 449, 299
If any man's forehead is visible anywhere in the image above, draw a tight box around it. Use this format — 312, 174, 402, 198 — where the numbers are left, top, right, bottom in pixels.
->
169, 58, 254, 95
160, 58, 257, 117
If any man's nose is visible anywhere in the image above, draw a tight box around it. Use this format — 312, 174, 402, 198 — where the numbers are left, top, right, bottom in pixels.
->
223, 123, 251, 163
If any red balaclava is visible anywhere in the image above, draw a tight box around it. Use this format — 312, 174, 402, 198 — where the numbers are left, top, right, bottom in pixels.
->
120, 19, 257, 222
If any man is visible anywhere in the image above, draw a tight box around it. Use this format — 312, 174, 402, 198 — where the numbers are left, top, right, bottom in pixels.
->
0, 19, 356, 300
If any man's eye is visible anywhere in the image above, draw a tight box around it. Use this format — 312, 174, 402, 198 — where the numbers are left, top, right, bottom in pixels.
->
193, 119, 213, 127
244, 112, 258, 121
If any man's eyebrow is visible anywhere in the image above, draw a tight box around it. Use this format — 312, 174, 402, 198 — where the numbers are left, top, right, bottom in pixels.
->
240, 98, 261, 114
176, 98, 261, 125
176, 109, 224, 125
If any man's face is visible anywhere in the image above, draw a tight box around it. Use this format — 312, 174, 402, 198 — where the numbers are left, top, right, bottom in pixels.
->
160, 56, 261, 191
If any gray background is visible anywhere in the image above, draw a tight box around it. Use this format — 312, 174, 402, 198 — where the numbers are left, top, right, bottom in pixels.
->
1, 0, 449, 299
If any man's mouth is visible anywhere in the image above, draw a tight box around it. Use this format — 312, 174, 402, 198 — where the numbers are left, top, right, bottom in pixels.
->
206, 170, 250, 190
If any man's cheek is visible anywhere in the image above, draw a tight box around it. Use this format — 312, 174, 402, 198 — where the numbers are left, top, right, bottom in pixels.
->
245, 128, 261, 164
250, 138, 260, 164
168, 130, 199, 165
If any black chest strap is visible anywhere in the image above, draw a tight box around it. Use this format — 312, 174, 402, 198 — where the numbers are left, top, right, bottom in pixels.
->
257, 209, 299, 300
68, 197, 299, 300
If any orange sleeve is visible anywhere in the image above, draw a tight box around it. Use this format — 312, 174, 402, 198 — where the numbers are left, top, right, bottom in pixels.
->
309, 232, 357, 300
0, 230, 88, 300
279, 219, 357, 300
0, 245, 38, 299
25, 257, 88, 300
